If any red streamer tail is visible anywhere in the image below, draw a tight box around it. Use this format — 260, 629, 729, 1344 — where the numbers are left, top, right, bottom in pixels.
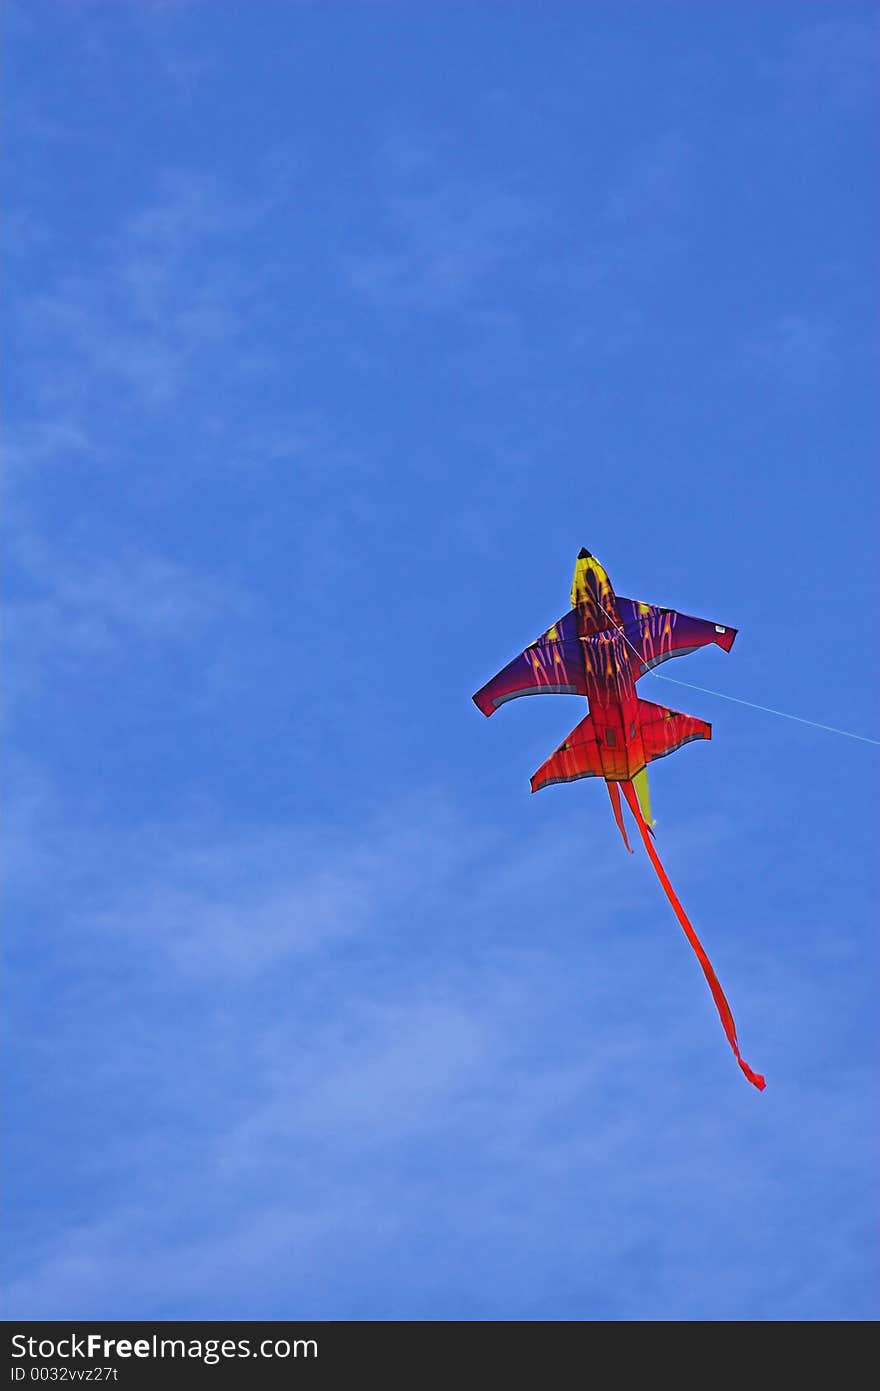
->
619, 780, 765, 1092
607, 781, 634, 853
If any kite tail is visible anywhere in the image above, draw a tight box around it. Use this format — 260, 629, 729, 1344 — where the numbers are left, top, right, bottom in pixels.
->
607, 781, 633, 853
619, 780, 765, 1092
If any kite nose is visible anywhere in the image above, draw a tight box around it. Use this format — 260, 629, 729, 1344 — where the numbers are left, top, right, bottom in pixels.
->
577, 547, 592, 559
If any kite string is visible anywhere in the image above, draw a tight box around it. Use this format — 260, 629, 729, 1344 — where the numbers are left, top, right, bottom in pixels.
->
643, 671, 879, 746
594, 598, 879, 747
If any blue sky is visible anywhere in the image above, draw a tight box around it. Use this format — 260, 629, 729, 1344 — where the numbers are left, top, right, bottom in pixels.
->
3, 1, 878, 1321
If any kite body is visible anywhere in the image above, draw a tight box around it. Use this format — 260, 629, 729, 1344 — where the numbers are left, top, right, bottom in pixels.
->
473, 550, 764, 1090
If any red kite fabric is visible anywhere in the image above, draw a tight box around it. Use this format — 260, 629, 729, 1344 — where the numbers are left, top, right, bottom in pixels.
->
473, 549, 764, 1091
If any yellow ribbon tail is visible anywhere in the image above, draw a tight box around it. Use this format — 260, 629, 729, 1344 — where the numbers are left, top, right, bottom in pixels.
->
632, 767, 655, 827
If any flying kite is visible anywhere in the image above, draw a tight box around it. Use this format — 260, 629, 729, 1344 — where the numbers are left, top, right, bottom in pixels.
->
473, 549, 765, 1091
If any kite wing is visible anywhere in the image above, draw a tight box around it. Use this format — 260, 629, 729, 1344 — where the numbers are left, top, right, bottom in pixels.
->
530, 700, 711, 792
638, 700, 712, 764
529, 713, 603, 790
473, 610, 587, 716
615, 597, 736, 677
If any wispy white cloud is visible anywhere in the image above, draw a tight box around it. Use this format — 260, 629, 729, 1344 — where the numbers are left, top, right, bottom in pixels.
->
3, 886, 867, 1319
772, 14, 879, 110
746, 313, 833, 388
24, 169, 269, 414
4, 10, 876, 1324
0, 792, 612, 1313
4, 161, 369, 704
0, 205, 55, 263
343, 127, 692, 376
346, 177, 543, 316
534, 130, 691, 361
1, 419, 92, 488
2, 713, 873, 1320
7, 151, 356, 490
160, 51, 216, 97
603, 132, 690, 227
83, 802, 480, 979
374, 131, 441, 181
6, 542, 245, 670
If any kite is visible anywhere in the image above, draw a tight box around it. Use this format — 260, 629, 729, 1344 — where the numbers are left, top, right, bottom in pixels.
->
473, 549, 765, 1091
